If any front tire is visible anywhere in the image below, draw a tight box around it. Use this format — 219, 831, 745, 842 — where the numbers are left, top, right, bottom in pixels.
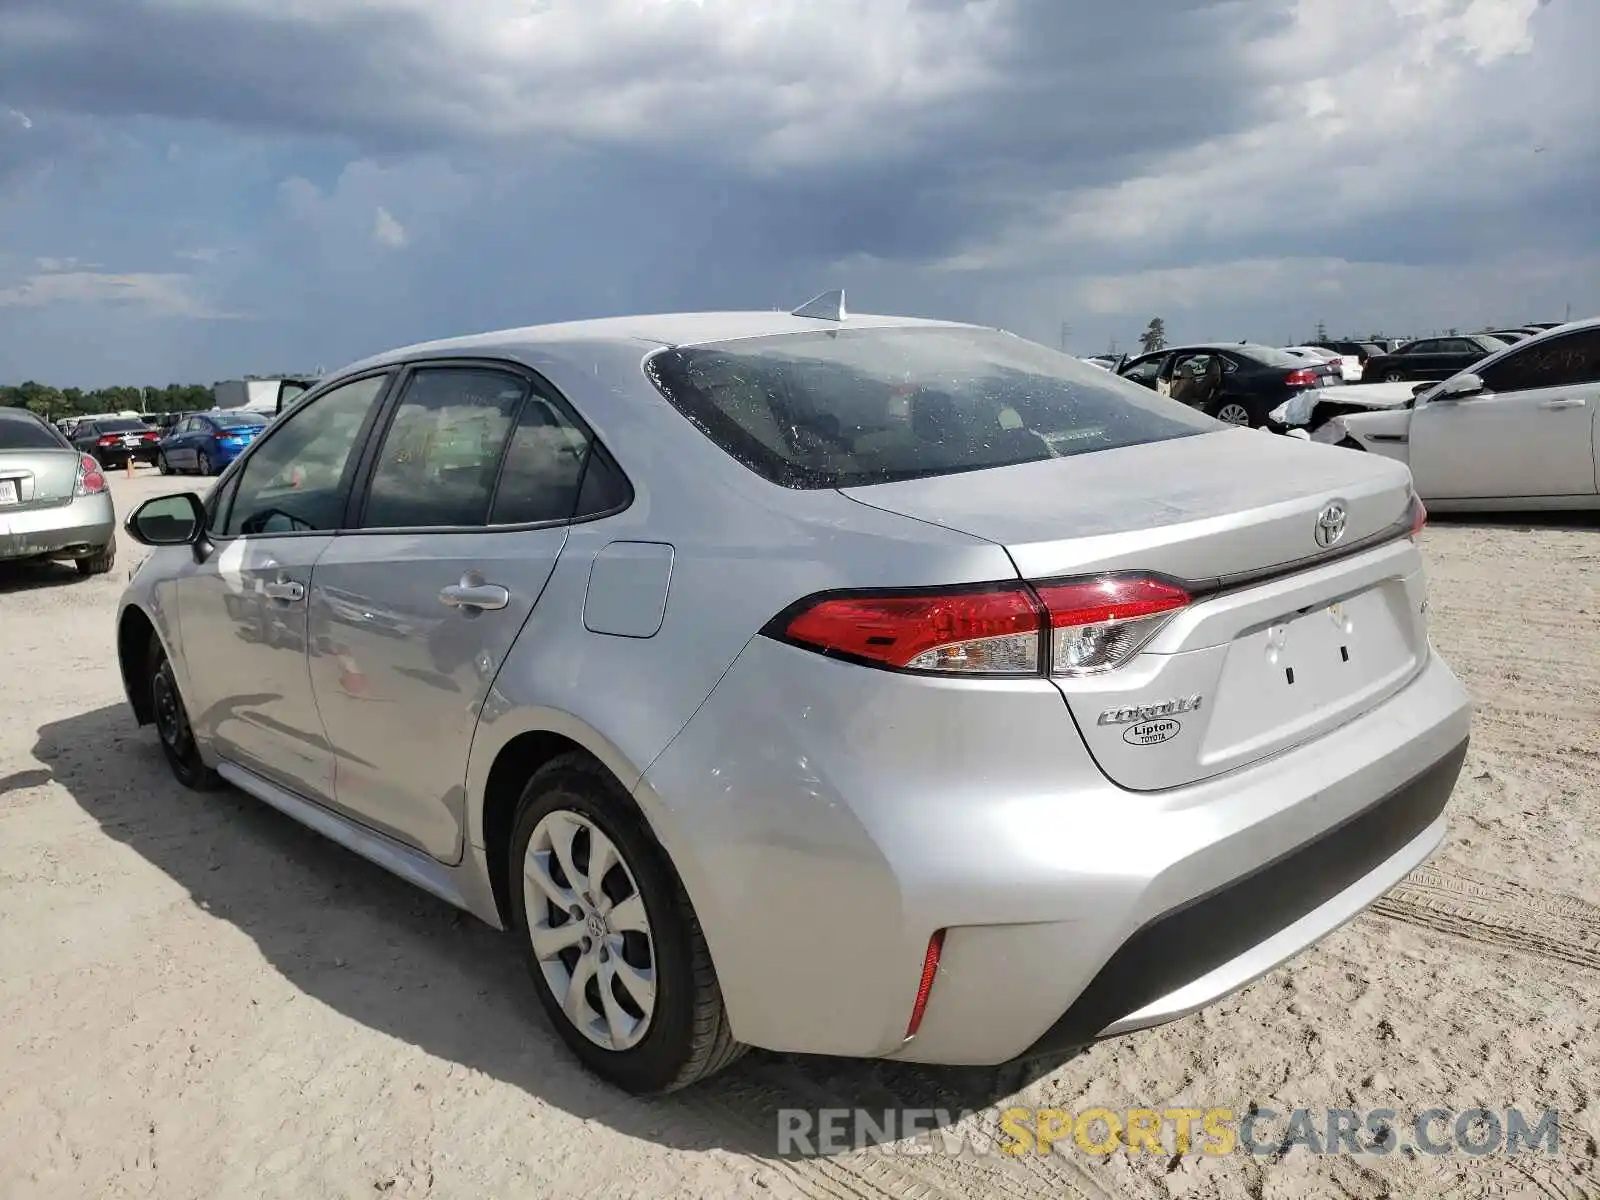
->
148, 634, 221, 791
157, 452, 171, 475
509, 753, 745, 1094
1383, 370, 1405, 383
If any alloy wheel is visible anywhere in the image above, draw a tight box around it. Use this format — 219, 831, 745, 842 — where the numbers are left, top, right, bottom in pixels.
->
1215, 402, 1252, 426
522, 809, 657, 1052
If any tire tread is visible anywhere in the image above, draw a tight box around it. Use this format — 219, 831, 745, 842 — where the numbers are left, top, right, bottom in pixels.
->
515, 752, 746, 1094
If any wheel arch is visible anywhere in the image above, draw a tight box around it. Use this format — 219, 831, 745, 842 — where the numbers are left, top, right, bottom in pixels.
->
117, 604, 161, 725
469, 710, 693, 931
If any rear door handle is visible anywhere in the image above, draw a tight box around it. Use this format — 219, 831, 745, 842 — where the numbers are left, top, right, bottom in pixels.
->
439, 574, 510, 612
262, 580, 305, 602
1541, 397, 1586, 409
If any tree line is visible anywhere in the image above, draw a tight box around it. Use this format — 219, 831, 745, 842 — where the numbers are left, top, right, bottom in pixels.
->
0, 381, 217, 420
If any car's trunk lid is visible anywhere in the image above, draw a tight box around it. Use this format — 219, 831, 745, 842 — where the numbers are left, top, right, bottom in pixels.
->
0, 447, 83, 512
841, 429, 1429, 790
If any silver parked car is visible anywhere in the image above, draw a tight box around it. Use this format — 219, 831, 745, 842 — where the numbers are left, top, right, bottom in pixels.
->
0, 407, 117, 575
116, 297, 1471, 1094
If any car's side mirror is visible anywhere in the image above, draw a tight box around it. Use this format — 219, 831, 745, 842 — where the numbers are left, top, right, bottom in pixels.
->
1429, 372, 1486, 402
126, 492, 207, 547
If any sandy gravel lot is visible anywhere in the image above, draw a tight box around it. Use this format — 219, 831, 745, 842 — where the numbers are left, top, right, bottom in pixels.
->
2, 469, 1597, 1199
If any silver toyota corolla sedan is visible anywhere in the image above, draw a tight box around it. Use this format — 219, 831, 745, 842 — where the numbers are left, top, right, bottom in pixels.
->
116, 296, 1471, 1094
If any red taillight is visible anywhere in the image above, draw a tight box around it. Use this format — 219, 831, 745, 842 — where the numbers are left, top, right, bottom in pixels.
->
1033, 576, 1192, 674
1285, 368, 1320, 388
97, 434, 119, 445
782, 585, 1045, 675
905, 929, 945, 1040
1409, 493, 1427, 539
142, 431, 159, 441
775, 574, 1191, 678
74, 454, 106, 496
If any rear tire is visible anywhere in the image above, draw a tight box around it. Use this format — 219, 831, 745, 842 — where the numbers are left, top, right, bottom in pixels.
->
197, 450, 213, 476
148, 633, 221, 791
75, 543, 116, 576
509, 752, 745, 1094
1384, 370, 1405, 383
1208, 399, 1257, 427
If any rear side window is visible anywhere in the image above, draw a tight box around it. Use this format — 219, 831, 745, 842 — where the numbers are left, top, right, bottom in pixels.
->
487, 392, 594, 526
0, 415, 69, 450
645, 326, 1218, 489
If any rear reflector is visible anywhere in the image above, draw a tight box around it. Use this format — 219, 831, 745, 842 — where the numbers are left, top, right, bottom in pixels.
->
774, 574, 1191, 678
904, 929, 945, 1040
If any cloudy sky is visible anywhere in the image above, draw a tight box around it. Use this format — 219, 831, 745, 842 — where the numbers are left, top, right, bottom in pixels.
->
1, 0, 1594, 387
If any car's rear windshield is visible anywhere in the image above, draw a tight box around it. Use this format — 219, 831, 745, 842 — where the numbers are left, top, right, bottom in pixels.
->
0, 415, 70, 450
1239, 346, 1312, 368
216, 411, 267, 427
97, 418, 147, 432
644, 326, 1220, 489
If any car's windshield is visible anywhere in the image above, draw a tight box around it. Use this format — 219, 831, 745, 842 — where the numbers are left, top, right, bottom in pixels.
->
0, 415, 70, 450
645, 325, 1219, 489
1476, 335, 1510, 351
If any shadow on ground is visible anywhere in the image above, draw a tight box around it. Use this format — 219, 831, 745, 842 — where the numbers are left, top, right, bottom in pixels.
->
1428, 510, 1600, 532
33, 703, 1078, 1160
0, 559, 91, 595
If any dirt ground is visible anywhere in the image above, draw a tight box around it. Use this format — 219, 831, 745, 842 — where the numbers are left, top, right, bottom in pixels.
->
2, 469, 1597, 1199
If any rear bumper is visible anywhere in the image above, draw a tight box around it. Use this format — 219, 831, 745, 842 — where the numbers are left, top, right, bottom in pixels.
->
0, 494, 115, 562
638, 638, 1471, 1064
1015, 736, 1462, 1059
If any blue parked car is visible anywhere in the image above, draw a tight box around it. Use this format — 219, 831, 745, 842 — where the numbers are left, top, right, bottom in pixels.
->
156, 410, 269, 476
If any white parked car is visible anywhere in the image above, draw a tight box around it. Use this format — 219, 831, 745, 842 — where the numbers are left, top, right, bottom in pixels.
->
1323, 319, 1600, 509
1284, 346, 1361, 383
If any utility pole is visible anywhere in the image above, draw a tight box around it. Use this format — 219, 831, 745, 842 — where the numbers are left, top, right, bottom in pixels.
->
1059, 321, 1071, 353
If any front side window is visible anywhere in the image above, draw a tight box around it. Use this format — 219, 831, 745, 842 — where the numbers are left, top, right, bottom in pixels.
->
361, 368, 525, 529
1481, 329, 1600, 393
1121, 356, 1165, 386
644, 327, 1221, 490
224, 374, 389, 536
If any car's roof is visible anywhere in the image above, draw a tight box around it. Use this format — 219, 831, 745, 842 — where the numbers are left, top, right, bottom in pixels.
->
336, 310, 978, 378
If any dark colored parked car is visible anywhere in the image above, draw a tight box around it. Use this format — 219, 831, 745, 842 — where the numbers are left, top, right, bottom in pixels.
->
1360, 334, 1508, 384
70, 417, 161, 468
158, 409, 271, 476
1309, 340, 1386, 366
1116, 342, 1341, 427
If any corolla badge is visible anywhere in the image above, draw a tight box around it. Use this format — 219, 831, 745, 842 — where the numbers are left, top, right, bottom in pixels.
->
1098, 694, 1203, 725
1314, 501, 1348, 548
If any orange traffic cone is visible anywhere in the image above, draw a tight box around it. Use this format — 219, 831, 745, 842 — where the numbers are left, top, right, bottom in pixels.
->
126, 456, 135, 479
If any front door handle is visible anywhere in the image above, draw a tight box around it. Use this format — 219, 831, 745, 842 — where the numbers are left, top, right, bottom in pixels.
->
440, 573, 510, 612
262, 579, 305, 602
1540, 397, 1586, 409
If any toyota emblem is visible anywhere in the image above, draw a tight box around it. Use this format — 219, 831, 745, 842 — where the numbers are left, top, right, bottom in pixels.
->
1314, 501, 1347, 548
